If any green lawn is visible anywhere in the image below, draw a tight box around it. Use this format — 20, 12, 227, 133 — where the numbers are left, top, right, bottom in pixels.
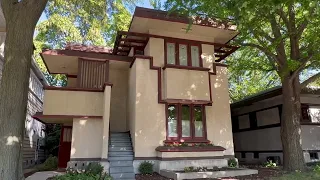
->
272, 170, 320, 180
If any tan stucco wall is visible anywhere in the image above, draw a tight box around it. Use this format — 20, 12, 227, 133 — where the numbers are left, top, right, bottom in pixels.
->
128, 61, 137, 149
149, 29, 215, 43
101, 86, 111, 159
71, 118, 103, 158
157, 151, 224, 158
67, 78, 77, 87
131, 59, 166, 157
206, 66, 234, 155
144, 38, 165, 67
43, 90, 103, 116
164, 68, 210, 101
201, 44, 215, 71
109, 68, 129, 132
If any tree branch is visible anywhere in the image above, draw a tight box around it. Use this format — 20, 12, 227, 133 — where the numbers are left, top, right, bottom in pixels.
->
276, 7, 289, 27
301, 72, 320, 88
269, 15, 287, 67
240, 42, 277, 60
290, 54, 314, 80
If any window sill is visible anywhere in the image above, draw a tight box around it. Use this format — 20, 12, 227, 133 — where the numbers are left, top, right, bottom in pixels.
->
155, 145, 226, 152
163, 64, 210, 71
164, 139, 210, 143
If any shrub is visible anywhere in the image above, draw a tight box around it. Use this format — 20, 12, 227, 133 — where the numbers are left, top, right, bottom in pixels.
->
52, 163, 111, 180
184, 166, 195, 172
313, 164, 320, 173
52, 173, 112, 180
265, 160, 277, 168
228, 158, 238, 168
37, 155, 58, 171
138, 161, 153, 174
85, 162, 104, 175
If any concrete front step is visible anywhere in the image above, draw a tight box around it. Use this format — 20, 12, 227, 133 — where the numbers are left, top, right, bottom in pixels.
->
110, 160, 133, 167
109, 147, 133, 151
109, 156, 134, 161
110, 134, 130, 137
111, 172, 135, 179
110, 140, 132, 143
109, 152, 133, 156
110, 166, 134, 173
110, 143, 132, 147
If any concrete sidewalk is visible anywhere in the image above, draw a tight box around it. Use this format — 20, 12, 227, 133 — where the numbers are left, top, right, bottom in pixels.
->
26, 171, 64, 180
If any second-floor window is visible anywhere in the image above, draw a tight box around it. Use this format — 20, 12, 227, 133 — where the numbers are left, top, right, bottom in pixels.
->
165, 41, 202, 67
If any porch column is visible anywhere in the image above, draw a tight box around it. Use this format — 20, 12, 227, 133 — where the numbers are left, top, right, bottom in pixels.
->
100, 85, 112, 171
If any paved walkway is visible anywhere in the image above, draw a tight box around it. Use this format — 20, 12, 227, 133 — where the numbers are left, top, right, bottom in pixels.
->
26, 171, 64, 180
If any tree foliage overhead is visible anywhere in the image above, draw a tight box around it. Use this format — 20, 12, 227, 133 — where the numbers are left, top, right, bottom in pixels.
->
165, 0, 320, 171
34, 0, 133, 85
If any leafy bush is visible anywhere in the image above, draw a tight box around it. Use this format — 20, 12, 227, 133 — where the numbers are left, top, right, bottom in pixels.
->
85, 162, 104, 175
52, 173, 112, 180
138, 161, 153, 174
228, 158, 238, 168
313, 164, 320, 173
184, 166, 195, 172
36, 155, 58, 171
52, 163, 112, 180
265, 160, 277, 168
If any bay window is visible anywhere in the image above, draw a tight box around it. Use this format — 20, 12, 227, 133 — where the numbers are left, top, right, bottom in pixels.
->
166, 104, 207, 142
165, 40, 202, 67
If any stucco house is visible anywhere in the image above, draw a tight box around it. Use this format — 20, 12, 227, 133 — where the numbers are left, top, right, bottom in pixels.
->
0, 8, 47, 168
33, 7, 240, 179
231, 86, 320, 165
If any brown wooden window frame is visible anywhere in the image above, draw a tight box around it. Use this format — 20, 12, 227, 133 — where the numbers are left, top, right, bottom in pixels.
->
165, 103, 207, 143
164, 39, 203, 68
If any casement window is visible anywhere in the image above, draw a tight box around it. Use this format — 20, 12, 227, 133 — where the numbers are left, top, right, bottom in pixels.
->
165, 40, 202, 67
166, 104, 207, 142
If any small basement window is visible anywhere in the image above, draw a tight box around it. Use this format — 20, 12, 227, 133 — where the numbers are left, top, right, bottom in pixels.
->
310, 152, 319, 160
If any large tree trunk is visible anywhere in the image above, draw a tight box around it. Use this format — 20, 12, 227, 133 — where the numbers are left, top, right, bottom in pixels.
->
0, 1, 47, 179
281, 76, 306, 171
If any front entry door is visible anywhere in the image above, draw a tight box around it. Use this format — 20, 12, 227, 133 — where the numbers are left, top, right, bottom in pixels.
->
58, 126, 72, 168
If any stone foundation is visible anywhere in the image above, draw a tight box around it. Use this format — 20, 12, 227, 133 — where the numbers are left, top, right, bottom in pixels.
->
67, 160, 110, 173
133, 158, 231, 174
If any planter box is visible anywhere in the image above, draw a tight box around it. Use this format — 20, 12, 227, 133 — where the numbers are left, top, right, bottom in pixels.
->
160, 168, 258, 180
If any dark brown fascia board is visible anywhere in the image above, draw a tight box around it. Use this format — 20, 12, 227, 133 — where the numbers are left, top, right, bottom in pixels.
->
133, 7, 237, 32
41, 49, 133, 62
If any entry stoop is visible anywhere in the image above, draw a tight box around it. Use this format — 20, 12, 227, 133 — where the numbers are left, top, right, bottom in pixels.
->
108, 132, 135, 180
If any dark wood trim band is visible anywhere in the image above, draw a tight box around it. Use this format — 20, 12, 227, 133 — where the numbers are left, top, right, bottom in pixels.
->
164, 99, 212, 105
155, 146, 225, 152
301, 122, 320, 125
69, 158, 106, 161
215, 63, 228, 67
42, 49, 133, 62
234, 123, 281, 133
134, 155, 234, 161
44, 86, 114, 92
163, 64, 210, 71
32, 114, 103, 124
235, 150, 283, 153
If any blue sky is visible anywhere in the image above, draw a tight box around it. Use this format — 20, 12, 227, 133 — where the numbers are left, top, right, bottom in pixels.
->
38, 0, 164, 23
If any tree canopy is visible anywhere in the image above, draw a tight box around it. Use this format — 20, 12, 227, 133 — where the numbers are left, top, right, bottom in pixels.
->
34, 0, 133, 85
165, 0, 320, 171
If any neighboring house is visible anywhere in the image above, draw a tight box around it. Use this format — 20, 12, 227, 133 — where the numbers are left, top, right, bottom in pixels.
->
0, 8, 47, 168
231, 86, 320, 165
33, 7, 240, 178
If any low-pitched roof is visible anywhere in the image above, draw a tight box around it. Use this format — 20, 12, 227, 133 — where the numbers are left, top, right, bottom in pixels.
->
231, 86, 320, 108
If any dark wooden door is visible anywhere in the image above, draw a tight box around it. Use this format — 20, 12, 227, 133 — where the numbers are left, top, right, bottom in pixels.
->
58, 126, 72, 168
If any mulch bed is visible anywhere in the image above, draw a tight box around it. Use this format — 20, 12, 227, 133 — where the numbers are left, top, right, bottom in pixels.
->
136, 173, 170, 180
136, 167, 284, 180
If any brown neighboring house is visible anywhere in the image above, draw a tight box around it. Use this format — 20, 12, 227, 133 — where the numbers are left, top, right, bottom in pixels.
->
231, 86, 320, 165
33, 7, 241, 178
